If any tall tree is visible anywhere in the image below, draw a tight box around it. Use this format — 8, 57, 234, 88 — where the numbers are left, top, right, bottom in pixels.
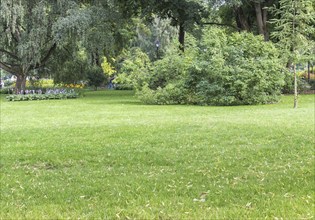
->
0, 0, 82, 92
0, 0, 127, 91
216, 0, 278, 40
117, 0, 209, 51
0, 0, 56, 89
270, 0, 315, 108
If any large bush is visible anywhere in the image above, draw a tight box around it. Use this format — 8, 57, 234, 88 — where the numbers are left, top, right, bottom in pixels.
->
86, 66, 107, 90
137, 28, 285, 105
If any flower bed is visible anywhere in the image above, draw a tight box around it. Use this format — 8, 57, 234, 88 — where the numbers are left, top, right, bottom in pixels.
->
6, 91, 78, 101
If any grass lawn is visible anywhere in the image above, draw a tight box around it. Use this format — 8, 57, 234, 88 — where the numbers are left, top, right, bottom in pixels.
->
0, 90, 314, 219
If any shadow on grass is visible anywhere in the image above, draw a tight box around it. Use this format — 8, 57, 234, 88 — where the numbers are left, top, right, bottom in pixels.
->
82, 90, 145, 105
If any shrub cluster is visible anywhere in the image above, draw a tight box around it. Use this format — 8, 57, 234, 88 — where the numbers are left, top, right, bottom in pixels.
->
135, 28, 285, 105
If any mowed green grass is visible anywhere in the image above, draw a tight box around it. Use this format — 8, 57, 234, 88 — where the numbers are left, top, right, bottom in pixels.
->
0, 90, 314, 219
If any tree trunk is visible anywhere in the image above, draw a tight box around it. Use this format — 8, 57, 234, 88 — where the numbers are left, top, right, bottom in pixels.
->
15, 74, 27, 94
178, 23, 185, 52
293, 63, 298, 109
307, 61, 311, 82
91, 51, 100, 66
254, 2, 268, 41
234, 6, 251, 31
262, 7, 269, 41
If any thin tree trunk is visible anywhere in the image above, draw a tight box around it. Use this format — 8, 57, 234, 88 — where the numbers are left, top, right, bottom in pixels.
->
178, 23, 185, 52
262, 7, 269, 41
307, 61, 311, 82
292, 1, 297, 109
293, 63, 298, 108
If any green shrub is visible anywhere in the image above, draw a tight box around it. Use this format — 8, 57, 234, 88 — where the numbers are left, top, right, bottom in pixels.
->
0, 88, 13, 94
137, 28, 284, 105
3, 80, 14, 87
114, 48, 152, 90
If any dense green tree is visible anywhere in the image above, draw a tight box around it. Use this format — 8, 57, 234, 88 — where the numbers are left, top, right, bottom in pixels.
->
0, 0, 89, 92
0, 0, 129, 92
1, 0, 53, 92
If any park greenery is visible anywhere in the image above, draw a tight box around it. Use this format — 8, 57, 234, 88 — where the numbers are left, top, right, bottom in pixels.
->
0, 91, 314, 218
1, 0, 314, 106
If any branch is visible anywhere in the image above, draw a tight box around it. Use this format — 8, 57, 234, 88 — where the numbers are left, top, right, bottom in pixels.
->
0, 61, 18, 74
1, 61, 20, 67
0, 48, 20, 60
40, 43, 57, 65
30, 43, 57, 70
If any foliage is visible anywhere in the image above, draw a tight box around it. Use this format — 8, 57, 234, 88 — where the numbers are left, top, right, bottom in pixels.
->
137, 28, 284, 105
0, 0, 67, 91
0, 88, 13, 94
64, 83, 85, 89
26, 79, 55, 89
270, 0, 315, 62
127, 16, 178, 60
282, 70, 313, 94
101, 57, 116, 77
114, 47, 152, 90
0, 0, 129, 92
213, 0, 278, 40
86, 66, 106, 90
117, 0, 209, 49
50, 46, 89, 85
53, 59, 87, 85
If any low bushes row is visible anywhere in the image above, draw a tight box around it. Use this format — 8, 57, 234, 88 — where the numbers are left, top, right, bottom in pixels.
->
6, 93, 78, 101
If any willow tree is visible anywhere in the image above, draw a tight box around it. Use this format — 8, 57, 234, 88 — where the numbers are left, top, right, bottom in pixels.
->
0, 0, 122, 92
1, 1, 46, 92
0, 0, 67, 92
270, 0, 315, 108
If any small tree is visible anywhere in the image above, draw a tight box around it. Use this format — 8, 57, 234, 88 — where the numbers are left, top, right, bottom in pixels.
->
270, 0, 315, 108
